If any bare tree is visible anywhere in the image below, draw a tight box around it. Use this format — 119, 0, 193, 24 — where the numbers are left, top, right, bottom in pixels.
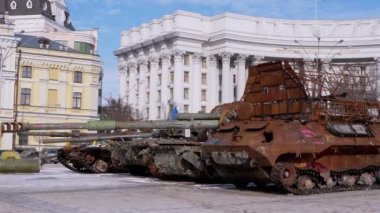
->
100, 97, 135, 121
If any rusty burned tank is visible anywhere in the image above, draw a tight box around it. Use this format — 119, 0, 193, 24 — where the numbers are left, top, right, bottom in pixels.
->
202, 60, 380, 194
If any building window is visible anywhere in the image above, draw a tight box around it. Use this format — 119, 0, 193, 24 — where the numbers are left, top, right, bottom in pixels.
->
233, 86, 237, 101
147, 77, 150, 88
48, 89, 58, 107
184, 105, 189, 113
202, 58, 207, 68
26, 0, 33, 8
184, 71, 189, 83
19, 134, 28, 146
218, 90, 222, 103
74, 71, 83, 83
184, 88, 189, 100
170, 88, 173, 100
219, 75, 222, 86
49, 68, 59, 80
158, 74, 162, 86
157, 106, 161, 118
233, 74, 237, 84
20, 88, 31, 106
201, 73, 207, 85
201, 90, 207, 101
22, 66, 32, 78
201, 106, 206, 113
159, 60, 162, 70
158, 90, 161, 102
74, 41, 95, 54
146, 92, 150, 103
55, 40, 68, 46
10, 1, 17, 10
184, 54, 190, 66
170, 72, 174, 83
72, 92, 81, 109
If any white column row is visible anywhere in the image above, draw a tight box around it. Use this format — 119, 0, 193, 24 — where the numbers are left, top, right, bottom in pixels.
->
120, 50, 265, 119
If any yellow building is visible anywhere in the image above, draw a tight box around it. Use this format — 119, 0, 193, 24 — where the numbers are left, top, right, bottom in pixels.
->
15, 35, 102, 147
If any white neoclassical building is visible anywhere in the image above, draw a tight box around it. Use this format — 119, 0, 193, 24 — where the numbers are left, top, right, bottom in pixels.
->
0, 17, 19, 149
114, 10, 380, 120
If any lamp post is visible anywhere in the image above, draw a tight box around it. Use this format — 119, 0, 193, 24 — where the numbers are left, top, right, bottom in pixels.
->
12, 48, 21, 149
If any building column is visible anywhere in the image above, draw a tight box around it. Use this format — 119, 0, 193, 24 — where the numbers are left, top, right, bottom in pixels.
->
149, 54, 159, 120
173, 50, 184, 111
118, 60, 128, 102
138, 57, 148, 119
191, 53, 202, 113
127, 61, 137, 109
236, 54, 247, 100
221, 52, 232, 103
160, 51, 170, 118
207, 55, 218, 111
376, 58, 380, 101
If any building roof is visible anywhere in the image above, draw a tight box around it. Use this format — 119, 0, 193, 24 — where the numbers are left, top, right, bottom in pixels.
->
17, 34, 81, 54
0, 0, 74, 30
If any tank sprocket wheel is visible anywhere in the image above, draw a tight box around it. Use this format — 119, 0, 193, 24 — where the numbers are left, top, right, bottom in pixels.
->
93, 159, 110, 173
271, 162, 298, 187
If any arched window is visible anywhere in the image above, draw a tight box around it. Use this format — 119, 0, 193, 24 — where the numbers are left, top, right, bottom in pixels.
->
26, 0, 33, 9
10, 1, 17, 10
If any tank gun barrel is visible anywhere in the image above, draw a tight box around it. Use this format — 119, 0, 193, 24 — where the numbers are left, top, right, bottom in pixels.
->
18, 131, 92, 137
1, 120, 219, 133
176, 113, 220, 120
42, 132, 154, 144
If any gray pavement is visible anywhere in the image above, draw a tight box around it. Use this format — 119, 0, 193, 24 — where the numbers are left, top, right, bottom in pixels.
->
0, 164, 379, 213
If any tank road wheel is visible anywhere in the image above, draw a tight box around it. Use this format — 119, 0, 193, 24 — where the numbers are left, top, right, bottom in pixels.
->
148, 161, 164, 179
93, 159, 110, 173
271, 162, 298, 188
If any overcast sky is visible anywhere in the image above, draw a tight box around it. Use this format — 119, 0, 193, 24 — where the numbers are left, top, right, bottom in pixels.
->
66, 0, 380, 101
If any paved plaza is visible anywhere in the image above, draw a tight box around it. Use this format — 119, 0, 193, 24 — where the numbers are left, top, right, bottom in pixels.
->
0, 164, 379, 213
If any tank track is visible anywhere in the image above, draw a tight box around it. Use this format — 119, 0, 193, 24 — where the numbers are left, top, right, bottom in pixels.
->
271, 162, 380, 195
57, 150, 95, 173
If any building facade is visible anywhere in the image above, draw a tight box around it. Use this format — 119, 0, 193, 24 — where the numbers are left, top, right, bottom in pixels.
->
114, 10, 380, 120
0, 0, 99, 55
0, 16, 19, 149
16, 35, 102, 146
0, 0, 102, 149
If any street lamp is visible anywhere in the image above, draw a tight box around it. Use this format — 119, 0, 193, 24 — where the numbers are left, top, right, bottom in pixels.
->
12, 33, 37, 149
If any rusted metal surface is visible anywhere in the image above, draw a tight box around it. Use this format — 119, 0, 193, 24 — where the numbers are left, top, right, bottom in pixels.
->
203, 60, 380, 194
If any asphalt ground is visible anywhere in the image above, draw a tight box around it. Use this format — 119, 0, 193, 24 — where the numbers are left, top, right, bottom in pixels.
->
0, 164, 379, 213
